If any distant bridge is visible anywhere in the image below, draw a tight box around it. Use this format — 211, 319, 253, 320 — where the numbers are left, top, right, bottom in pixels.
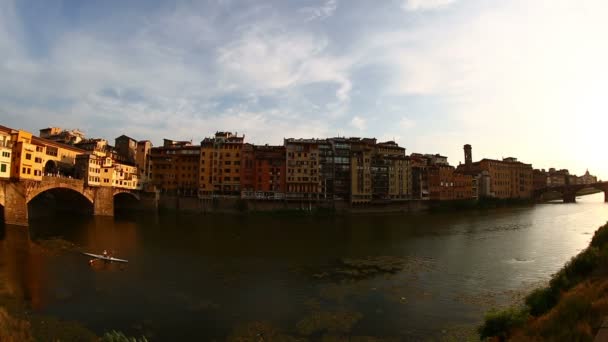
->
0, 176, 140, 226
534, 182, 608, 203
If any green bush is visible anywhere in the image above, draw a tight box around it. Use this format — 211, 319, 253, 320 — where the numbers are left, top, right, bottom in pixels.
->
550, 247, 600, 292
101, 330, 148, 342
478, 307, 529, 340
590, 223, 608, 248
525, 287, 558, 317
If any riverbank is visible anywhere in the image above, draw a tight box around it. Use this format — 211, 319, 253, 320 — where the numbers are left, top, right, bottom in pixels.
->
479, 221, 608, 340
150, 195, 540, 215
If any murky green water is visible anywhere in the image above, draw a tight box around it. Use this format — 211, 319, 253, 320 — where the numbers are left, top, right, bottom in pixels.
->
1, 194, 607, 340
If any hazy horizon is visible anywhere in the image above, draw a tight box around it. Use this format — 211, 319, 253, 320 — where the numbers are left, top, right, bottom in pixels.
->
1, 0, 606, 178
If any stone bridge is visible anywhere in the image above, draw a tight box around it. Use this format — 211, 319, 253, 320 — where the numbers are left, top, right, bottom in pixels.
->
535, 182, 608, 203
0, 176, 140, 226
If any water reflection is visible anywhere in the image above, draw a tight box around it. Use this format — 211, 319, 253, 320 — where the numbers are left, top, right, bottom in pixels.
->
0, 193, 606, 340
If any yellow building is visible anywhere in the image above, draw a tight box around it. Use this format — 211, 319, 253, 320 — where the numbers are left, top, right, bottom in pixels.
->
113, 162, 138, 190
199, 132, 244, 197
0, 127, 13, 179
34, 136, 84, 175
9, 129, 46, 181
350, 144, 373, 203
75, 154, 101, 186
387, 156, 410, 200
99, 156, 115, 187
284, 138, 322, 199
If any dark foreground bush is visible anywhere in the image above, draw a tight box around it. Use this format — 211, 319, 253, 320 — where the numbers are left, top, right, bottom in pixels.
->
478, 307, 529, 341
590, 223, 608, 248
101, 331, 148, 342
525, 287, 558, 317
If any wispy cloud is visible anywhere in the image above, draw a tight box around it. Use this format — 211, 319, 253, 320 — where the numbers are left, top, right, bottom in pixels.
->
401, 0, 457, 12
350, 115, 367, 131
301, 0, 338, 21
0, 0, 607, 178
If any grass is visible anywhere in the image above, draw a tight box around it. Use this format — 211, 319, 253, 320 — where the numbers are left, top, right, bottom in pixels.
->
479, 222, 608, 341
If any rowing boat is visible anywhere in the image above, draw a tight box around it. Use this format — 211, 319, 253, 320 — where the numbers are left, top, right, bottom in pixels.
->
82, 252, 128, 263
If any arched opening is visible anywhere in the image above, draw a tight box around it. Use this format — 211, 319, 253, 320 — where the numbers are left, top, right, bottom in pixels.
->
575, 187, 604, 202
44, 160, 58, 176
575, 186, 602, 197
28, 188, 93, 220
114, 192, 140, 215
538, 190, 564, 202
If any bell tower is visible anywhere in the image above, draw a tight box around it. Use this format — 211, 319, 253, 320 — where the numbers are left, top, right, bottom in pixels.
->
464, 144, 472, 166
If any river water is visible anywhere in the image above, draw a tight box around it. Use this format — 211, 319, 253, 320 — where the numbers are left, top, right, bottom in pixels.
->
1, 193, 607, 340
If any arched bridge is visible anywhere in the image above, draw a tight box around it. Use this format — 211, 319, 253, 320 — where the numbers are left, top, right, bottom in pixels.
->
535, 182, 608, 203
0, 176, 141, 226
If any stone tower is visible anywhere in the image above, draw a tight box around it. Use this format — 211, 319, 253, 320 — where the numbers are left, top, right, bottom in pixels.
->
464, 144, 472, 166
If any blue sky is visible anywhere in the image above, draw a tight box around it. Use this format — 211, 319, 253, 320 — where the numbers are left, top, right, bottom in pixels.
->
1, 0, 607, 178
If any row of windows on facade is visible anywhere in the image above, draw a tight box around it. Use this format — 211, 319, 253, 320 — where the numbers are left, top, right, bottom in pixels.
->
287, 176, 318, 182
23, 153, 43, 163
202, 150, 241, 156
287, 152, 317, 158
20, 167, 42, 176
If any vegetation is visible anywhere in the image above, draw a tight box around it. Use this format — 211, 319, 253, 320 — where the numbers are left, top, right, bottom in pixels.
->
479, 222, 608, 341
477, 307, 529, 341
101, 330, 149, 342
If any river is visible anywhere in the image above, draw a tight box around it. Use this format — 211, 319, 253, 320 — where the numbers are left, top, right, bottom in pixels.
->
1, 193, 607, 340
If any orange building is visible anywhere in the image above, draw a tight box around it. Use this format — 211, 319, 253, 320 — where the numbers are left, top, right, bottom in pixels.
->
199, 132, 245, 197
149, 140, 200, 195
472, 158, 533, 199
454, 171, 475, 200
427, 165, 455, 201
240, 144, 286, 199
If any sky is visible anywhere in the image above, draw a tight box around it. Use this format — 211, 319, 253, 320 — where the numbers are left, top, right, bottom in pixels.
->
0, 0, 607, 178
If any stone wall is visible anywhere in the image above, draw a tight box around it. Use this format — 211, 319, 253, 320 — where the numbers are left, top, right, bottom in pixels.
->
3, 182, 28, 226
93, 187, 114, 216
155, 194, 431, 214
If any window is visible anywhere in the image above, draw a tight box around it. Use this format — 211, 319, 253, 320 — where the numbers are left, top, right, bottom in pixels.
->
0, 164, 5, 172
1, 152, 9, 157
25, 153, 32, 160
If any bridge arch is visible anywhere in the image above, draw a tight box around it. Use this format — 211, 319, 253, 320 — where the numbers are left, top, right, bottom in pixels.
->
113, 190, 140, 201
27, 187, 95, 220
536, 182, 608, 203
26, 183, 93, 204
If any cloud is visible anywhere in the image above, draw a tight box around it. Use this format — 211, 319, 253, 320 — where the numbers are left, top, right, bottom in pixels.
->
399, 117, 415, 129
402, 0, 456, 11
350, 116, 366, 131
301, 0, 338, 21
1, 0, 607, 179
217, 24, 353, 104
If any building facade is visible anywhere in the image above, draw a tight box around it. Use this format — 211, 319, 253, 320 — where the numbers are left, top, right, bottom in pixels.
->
150, 140, 200, 195
350, 141, 373, 203
284, 138, 322, 199
199, 132, 245, 197
240, 145, 286, 199
0, 128, 12, 179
